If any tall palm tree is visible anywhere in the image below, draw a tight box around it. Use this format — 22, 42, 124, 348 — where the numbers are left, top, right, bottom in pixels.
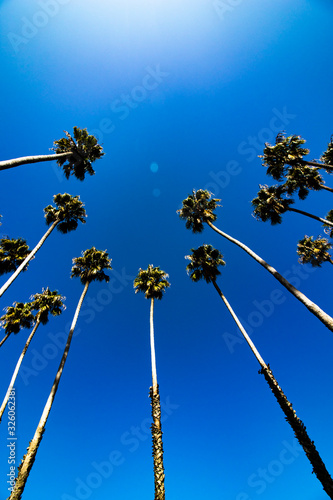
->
0, 193, 86, 299
134, 265, 170, 500
0, 127, 104, 180
297, 236, 333, 267
0, 289, 65, 422
0, 238, 31, 276
177, 189, 333, 332
0, 302, 34, 348
260, 133, 333, 180
9, 247, 112, 500
186, 244, 333, 499
251, 185, 333, 227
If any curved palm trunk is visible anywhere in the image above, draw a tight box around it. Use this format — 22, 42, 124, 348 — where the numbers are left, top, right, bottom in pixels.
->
0, 152, 71, 172
8, 281, 89, 500
0, 332, 11, 347
212, 279, 333, 498
0, 221, 58, 299
0, 318, 41, 422
149, 297, 165, 500
207, 221, 333, 332
320, 185, 333, 194
287, 207, 333, 227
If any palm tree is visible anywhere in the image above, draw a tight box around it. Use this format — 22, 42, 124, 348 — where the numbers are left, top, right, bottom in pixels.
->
9, 247, 111, 500
283, 164, 333, 199
134, 264, 170, 500
251, 185, 333, 227
260, 133, 333, 180
186, 244, 333, 498
0, 238, 31, 276
177, 189, 333, 332
0, 302, 34, 348
0, 127, 104, 180
0, 289, 65, 422
297, 236, 333, 267
0, 193, 86, 298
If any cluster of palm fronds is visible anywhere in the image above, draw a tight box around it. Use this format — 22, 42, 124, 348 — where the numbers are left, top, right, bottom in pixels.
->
252, 133, 333, 267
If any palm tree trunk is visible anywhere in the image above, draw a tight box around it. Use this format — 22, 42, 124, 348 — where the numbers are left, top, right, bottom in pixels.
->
287, 207, 333, 227
150, 298, 158, 393
0, 332, 11, 347
212, 279, 333, 498
260, 365, 333, 498
320, 185, 333, 194
207, 220, 333, 332
8, 281, 89, 500
149, 297, 165, 500
0, 221, 58, 299
0, 152, 71, 172
0, 319, 41, 422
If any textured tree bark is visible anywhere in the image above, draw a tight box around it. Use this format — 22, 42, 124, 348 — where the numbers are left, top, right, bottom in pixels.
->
260, 365, 333, 499
150, 385, 165, 500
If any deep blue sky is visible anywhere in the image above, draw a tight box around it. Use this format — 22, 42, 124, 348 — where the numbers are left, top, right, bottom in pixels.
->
1, 1, 333, 499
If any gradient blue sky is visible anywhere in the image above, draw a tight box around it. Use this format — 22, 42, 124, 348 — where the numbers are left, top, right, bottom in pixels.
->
1, 1, 333, 499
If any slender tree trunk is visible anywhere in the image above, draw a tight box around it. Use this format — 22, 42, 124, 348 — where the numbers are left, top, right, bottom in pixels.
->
0, 332, 11, 348
320, 185, 333, 194
260, 366, 333, 499
149, 297, 165, 500
212, 280, 333, 498
287, 207, 333, 227
0, 319, 40, 422
150, 298, 158, 393
207, 221, 333, 332
0, 221, 58, 299
0, 152, 71, 171
8, 281, 89, 500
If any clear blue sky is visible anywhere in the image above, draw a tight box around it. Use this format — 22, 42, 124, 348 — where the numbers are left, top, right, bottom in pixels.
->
1, 1, 333, 499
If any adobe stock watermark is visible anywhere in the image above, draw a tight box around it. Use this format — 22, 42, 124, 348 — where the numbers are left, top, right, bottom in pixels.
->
213, 0, 243, 21
202, 107, 296, 197
61, 396, 179, 500
90, 65, 169, 142
52, 64, 169, 183
235, 437, 302, 499
7, 0, 72, 54
223, 263, 316, 354
19, 267, 135, 386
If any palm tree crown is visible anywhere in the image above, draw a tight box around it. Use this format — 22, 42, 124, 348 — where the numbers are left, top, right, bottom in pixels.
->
251, 184, 294, 224
185, 245, 225, 283
71, 247, 112, 284
0, 302, 34, 335
177, 189, 220, 233
52, 127, 104, 180
44, 193, 87, 234
0, 237, 31, 275
260, 133, 310, 180
31, 288, 65, 325
297, 236, 333, 267
283, 164, 325, 200
134, 265, 170, 299
321, 136, 333, 168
